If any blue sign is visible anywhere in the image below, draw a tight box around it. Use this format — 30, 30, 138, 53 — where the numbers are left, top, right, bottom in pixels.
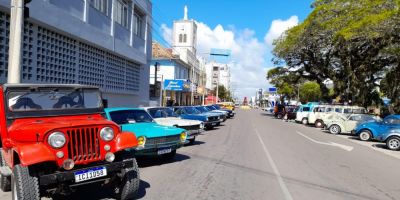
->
268, 87, 277, 93
164, 79, 191, 91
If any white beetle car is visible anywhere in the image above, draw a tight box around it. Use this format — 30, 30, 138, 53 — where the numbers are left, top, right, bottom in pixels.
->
144, 107, 204, 144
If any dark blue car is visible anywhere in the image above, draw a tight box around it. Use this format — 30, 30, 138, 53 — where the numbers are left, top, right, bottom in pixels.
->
354, 114, 400, 141
173, 106, 221, 129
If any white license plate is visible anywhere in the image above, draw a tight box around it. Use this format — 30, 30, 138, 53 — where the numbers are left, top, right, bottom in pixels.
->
74, 167, 107, 183
158, 148, 172, 155
211, 123, 216, 126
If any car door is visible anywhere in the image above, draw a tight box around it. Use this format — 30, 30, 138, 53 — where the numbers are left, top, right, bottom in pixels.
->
345, 115, 361, 132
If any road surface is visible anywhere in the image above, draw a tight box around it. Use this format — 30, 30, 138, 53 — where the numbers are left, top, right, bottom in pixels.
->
1, 109, 400, 200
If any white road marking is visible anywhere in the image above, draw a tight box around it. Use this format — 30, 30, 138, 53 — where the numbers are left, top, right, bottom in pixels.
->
296, 131, 354, 151
254, 128, 294, 200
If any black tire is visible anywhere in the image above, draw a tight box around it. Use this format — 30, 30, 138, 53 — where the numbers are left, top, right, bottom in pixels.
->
386, 136, 400, 151
11, 164, 40, 200
315, 120, 323, 128
329, 125, 341, 135
277, 114, 283, 119
216, 122, 221, 126
359, 130, 372, 141
0, 149, 11, 192
117, 158, 140, 200
162, 150, 177, 161
188, 137, 196, 145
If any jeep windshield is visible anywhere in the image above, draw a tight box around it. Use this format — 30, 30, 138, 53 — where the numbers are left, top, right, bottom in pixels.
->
6, 87, 103, 118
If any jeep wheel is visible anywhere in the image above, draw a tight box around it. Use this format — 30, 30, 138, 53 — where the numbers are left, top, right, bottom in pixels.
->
315, 120, 323, 128
117, 158, 140, 200
163, 150, 177, 161
188, 137, 196, 145
0, 149, 11, 192
302, 118, 308, 125
386, 136, 400, 151
11, 164, 40, 200
359, 130, 372, 141
329, 125, 341, 135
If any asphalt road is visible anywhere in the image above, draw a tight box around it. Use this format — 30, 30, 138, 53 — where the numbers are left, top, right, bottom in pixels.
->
2, 109, 400, 200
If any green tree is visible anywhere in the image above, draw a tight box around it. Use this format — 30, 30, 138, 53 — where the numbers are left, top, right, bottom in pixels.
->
299, 82, 321, 103
272, 0, 400, 108
211, 85, 233, 102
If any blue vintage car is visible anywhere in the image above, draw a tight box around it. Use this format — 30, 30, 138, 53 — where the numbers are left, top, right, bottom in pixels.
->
104, 108, 187, 159
210, 104, 235, 118
375, 128, 400, 151
194, 106, 227, 122
354, 114, 400, 141
173, 106, 221, 129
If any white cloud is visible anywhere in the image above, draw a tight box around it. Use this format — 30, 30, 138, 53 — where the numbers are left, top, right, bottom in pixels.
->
160, 24, 173, 45
264, 16, 299, 48
159, 17, 299, 99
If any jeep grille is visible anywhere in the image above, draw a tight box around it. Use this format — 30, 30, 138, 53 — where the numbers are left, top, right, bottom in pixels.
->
66, 127, 101, 164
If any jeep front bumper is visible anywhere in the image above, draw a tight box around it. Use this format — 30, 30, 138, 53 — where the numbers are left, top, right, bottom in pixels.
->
39, 159, 134, 186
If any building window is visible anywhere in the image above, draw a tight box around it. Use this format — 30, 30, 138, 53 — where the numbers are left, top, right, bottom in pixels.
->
133, 8, 144, 38
89, 0, 108, 15
179, 34, 183, 43
183, 34, 187, 43
115, 0, 129, 28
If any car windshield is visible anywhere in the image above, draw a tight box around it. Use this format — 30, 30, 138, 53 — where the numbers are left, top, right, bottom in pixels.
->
183, 107, 201, 114
7, 88, 102, 112
213, 105, 221, 109
195, 106, 209, 113
109, 110, 153, 124
206, 106, 217, 110
148, 108, 178, 118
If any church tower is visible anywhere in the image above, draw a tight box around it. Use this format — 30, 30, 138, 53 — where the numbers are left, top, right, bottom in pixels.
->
172, 6, 197, 54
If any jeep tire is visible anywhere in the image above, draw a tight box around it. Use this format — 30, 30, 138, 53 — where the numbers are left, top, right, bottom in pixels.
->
117, 158, 140, 200
0, 149, 11, 192
11, 164, 40, 200
302, 118, 308, 125
315, 120, 323, 128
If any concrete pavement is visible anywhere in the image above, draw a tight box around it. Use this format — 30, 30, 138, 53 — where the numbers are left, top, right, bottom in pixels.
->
1, 109, 400, 200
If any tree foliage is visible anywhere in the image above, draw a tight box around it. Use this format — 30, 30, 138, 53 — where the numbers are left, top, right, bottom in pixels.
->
271, 0, 400, 112
300, 81, 322, 103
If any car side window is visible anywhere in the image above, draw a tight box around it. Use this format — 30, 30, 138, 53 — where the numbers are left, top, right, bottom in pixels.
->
303, 107, 310, 112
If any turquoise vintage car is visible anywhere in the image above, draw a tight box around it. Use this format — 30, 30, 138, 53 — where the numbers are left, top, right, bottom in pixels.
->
104, 108, 187, 159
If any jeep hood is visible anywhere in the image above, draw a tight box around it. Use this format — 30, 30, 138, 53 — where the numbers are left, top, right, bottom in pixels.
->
120, 122, 185, 138
8, 114, 116, 142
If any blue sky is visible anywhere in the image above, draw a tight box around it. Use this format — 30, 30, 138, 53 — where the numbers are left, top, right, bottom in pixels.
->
151, 0, 315, 99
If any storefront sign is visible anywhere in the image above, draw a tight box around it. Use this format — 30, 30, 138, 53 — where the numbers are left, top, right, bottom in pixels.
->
164, 79, 191, 91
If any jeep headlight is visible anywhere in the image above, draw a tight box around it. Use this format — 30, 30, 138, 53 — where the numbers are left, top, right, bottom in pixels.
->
180, 132, 187, 142
48, 132, 66, 149
100, 127, 114, 141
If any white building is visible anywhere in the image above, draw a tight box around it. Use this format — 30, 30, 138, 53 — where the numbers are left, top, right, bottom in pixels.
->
205, 62, 231, 91
0, 0, 152, 107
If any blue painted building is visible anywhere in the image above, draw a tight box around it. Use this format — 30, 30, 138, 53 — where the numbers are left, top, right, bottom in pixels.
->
0, 0, 152, 107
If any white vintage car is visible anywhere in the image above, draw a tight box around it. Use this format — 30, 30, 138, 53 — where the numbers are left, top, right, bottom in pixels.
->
144, 107, 204, 144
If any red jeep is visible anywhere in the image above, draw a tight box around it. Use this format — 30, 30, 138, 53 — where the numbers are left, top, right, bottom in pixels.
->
0, 84, 140, 200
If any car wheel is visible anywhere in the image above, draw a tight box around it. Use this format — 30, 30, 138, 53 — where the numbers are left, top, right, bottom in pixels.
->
302, 118, 308, 125
163, 150, 177, 161
359, 130, 372, 141
277, 114, 283, 119
11, 164, 40, 200
329, 125, 341, 135
0, 149, 11, 192
116, 158, 140, 200
315, 120, 323, 128
216, 122, 221, 126
386, 136, 400, 151
188, 137, 196, 145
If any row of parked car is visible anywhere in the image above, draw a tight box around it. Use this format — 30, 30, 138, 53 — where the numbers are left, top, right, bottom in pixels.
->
0, 84, 235, 200
267, 102, 400, 151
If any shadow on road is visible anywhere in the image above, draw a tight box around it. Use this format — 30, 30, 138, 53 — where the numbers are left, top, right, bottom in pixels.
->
137, 153, 191, 168
50, 179, 150, 200
372, 143, 389, 150
184, 140, 206, 146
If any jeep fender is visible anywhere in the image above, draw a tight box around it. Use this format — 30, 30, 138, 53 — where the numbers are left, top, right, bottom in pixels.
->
114, 131, 138, 152
13, 143, 56, 167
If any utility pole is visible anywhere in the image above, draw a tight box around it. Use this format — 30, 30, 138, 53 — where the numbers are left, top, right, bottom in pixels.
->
8, 0, 26, 83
